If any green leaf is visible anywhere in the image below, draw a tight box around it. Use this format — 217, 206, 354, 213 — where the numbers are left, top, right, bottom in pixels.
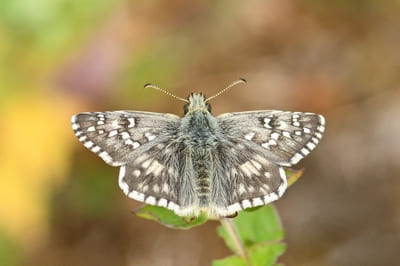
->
286, 168, 304, 187
135, 205, 207, 229
212, 255, 247, 266
213, 243, 286, 266
236, 205, 284, 247
217, 205, 285, 264
248, 243, 286, 266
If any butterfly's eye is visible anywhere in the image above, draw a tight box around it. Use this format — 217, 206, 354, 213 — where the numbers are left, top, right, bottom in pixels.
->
183, 102, 189, 114
206, 102, 211, 113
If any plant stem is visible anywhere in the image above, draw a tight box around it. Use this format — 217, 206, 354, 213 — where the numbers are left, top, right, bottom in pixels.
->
220, 217, 252, 266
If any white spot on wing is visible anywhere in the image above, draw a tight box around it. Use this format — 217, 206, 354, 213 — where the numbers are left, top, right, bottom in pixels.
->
121, 132, 130, 139
254, 155, 268, 165
118, 166, 128, 195
277, 167, 288, 196
167, 201, 178, 211
84, 141, 94, 148
145, 160, 164, 176
145, 132, 156, 141
271, 132, 280, 140
91, 146, 101, 153
252, 198, 264, 206
290, 153, 303, 164
127, 118, 135, 128
72, 123, 79, 130
227, 203, 241, 213
133, 170, 141, 177
238, 183, 246, 195
262, 142, 270, 149
282, 131, 291, 138
128, 190, 145, 202
87, 126, 95, 132
158, 198, 168, 207
240, 161, 259, 176
71, 115, 78, 123
162, 183, 169, 193
108, 130, 118, 137
301, 147, 310, 156
319, 115, 326, 125
99, 151, 112, 163
142, 159, 152, 169
250, 160, 262, 170
241, 199, 252, 209
268, 139, 277, 146
264, 118, 272, 128
245, 132, 255, 140
264, 193, 278, 202
135, 154, 149, 164
307, 142, 316, 150
145, 196, 156, 205
125, 139, 140, 149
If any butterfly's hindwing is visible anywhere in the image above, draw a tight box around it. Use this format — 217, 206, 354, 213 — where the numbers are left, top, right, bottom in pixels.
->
118, 141, 190, 213
217, 110, 325, 167
71, 111, 180, 166
209, 138, 288, 216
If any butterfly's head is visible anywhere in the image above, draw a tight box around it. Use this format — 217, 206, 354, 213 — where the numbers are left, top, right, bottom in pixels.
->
184, 93, 211, 114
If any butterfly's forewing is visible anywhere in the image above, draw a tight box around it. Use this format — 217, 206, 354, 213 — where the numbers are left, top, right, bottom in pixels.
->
217, 111, 325, 167
71, 111, 181, 166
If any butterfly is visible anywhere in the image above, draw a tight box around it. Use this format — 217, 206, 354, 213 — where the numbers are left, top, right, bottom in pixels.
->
71, 79, 325, 217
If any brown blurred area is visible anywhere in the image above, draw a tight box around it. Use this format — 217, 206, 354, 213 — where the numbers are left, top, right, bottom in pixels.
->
1, 0, 400, 265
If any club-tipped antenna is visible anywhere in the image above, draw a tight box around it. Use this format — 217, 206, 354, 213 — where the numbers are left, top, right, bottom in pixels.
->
144, 83, 189, 103
205, 78, 247, 102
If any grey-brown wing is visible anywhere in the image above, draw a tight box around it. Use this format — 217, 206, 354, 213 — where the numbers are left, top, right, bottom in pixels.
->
72, 111, 196, 214
217, 110, 325, 167
208, 110, 325, 216
71, 111, 181, 166
209, 139, 287, 216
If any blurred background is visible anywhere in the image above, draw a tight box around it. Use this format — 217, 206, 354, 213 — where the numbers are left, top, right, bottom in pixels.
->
1, 0, 399, 265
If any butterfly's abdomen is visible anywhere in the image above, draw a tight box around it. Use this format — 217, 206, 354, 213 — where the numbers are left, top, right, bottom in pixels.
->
192, 149, 212, 206
181, 111, 219, 207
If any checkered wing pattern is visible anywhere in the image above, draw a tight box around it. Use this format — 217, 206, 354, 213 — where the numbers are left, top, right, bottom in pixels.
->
72, 111, 186, 210
71, 111, 180, 166
210, 110, 325, 215
217, 111, 325, 167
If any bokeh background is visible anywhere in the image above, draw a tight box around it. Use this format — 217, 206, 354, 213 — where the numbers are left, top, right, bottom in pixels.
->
1, 0, 400, 265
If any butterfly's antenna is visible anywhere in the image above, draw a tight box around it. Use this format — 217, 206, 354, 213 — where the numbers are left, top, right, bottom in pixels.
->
205, 78, 247, 102
144, 83, 189, 103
